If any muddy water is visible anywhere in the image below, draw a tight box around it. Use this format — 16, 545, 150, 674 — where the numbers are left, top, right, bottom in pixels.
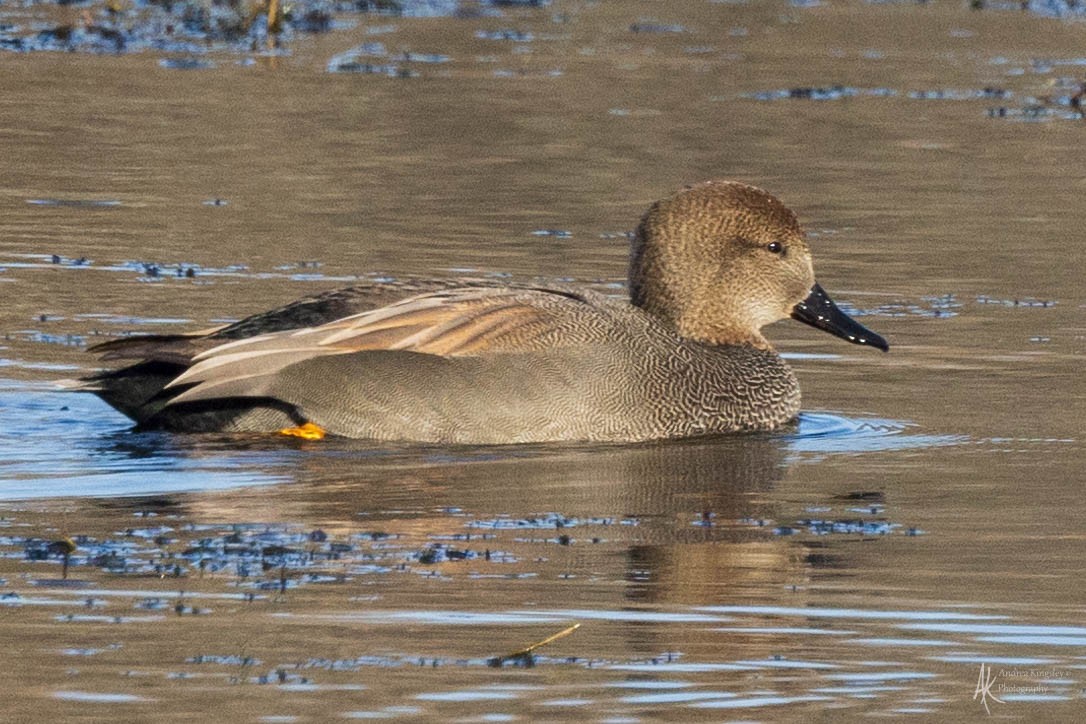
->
1, 0, 1084, 720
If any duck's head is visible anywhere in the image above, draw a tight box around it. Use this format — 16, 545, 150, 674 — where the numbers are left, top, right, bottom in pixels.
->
629, 180, 888, 352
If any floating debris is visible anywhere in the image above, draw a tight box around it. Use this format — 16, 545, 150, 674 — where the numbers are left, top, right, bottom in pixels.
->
355, 0, 460, 17
0, 0, 461, 57
49, 254, 92, 266
775, 518, 898, 536
986, 80, 1085, 121
415, 545, 480, 564
467, 514, 638, 530
289, 4, 334, 33
327, 43, 426, 75
975, 296, 1056, 307
985, 104, 1059, 120
972, 0, 1086, 18
858, 296, 961, 319
908, 87, 1010, 100
475, 28, 534, 42
744, 86, 897, 101
487, 623, 580, 667
399, 51, 450, 63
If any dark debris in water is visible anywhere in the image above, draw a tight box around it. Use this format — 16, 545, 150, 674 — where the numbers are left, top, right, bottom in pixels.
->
971, 0, 1086, 18
474, 28, 534, 42
986, 80, 1085, 122
975, 295, 1056, 307
833, 490, 886, 503
862, 295, 962, 319
741, 82, 1086, 124
846, 294, 1057, 319
487, 622, 580, 668
745, 86, 897, 101
466, 513, 639, 530
271, 650, 597, 675
0, 510, 667, 609
50, 255, 92, 266
908, 87, 1011, 100
0, 0, 472, 57
120, 260, 201, 279
4, 520, 532, 592
774, 518, 899, 537
23, 331, 87, 347
414, 544, 483, 564
355, 0, 461, 17
736, 499, 921, 539
327, 42, 452, 75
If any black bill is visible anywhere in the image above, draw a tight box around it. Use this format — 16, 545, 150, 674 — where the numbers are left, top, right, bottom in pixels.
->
791, 282, 889, 352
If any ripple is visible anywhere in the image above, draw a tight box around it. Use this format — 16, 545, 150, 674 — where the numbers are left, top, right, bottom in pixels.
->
788, 412, 965, 453
689, 694, 834, 709
54, 691, 150, 703
698, 605, 1005, 621
416, 689, 521, 702
27, 198, 121, 208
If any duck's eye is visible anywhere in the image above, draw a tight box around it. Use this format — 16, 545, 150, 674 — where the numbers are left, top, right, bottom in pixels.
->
766, 241, 784, 254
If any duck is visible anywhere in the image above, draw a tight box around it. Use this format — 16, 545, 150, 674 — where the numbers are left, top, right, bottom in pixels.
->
79, 180, 888, 443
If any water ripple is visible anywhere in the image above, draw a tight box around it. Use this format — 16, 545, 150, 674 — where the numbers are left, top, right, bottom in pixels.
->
789, 412, 966, 453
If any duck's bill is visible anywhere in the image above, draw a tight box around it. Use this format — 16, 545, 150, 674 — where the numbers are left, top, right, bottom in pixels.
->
791, 282, 889, 352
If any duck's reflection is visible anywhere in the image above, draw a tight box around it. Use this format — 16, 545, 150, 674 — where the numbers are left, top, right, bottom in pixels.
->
77, 429, 841, 663
91, 428, 809, 598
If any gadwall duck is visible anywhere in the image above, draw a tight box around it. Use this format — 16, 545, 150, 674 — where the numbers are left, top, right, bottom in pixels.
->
80, 181, 888, 443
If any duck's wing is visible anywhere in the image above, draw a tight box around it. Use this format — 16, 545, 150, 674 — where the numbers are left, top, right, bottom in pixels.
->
80, 278, 588, 425
87, 330, 226, 365
162, 285, 608, 408
208, 276, 491, 341
86, 276, 488, 365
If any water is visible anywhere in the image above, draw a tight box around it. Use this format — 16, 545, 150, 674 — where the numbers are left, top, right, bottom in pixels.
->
1, 0, 1084, 720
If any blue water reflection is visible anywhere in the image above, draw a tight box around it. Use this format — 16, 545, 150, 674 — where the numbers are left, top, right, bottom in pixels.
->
0, 381, 290, 499
0, 378, 965, 500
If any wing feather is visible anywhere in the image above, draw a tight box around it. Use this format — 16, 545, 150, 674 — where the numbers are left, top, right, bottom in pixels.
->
163, 286, 597, 408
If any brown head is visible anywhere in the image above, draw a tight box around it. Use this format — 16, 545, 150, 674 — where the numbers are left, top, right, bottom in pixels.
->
630, 181, 814, 348
630, 180, 888, 352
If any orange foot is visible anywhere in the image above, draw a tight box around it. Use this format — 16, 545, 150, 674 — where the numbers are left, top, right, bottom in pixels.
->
278, 422, 326, 440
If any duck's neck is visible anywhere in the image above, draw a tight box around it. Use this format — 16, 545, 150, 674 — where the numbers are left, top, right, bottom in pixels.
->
675, 319, 773, 351
631, 294, 773, 351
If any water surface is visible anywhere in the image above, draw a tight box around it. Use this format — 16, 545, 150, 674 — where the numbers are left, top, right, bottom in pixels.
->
1, 0, 1083, 720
